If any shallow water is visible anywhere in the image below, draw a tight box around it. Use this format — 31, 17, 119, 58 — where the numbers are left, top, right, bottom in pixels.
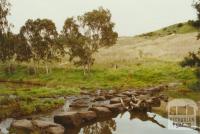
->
0, 94, 199, 134
66, 112, 199, 134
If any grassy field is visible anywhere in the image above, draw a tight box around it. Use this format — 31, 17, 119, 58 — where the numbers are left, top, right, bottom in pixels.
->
0, 60, 197, 89
1, 22, 200, 120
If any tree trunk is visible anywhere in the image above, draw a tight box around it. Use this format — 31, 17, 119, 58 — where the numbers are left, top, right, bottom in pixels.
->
83, 66, 86, 76
45, 62, 49, 74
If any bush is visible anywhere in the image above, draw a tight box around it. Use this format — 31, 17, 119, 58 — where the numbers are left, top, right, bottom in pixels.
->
187, 20, 200, 27
177, 23, 183, 27
180, 52, 200, 67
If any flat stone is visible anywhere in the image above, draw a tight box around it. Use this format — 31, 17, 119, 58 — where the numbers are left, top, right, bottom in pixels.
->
110, 97, 121, 104
105, 94, 113, 99
46, 126, 65, 134
69, 99, 89, 108
11, 119, 33, 131
122, 91, 135, 97
77, 111, 97, 123
89, 107, 112, 118
148, 97, 161, 107
54, 111, 97, 127
116, 94, 128, 98
135, 90, 147, 95
32, 120, 58, 128
94, 96, 106, 101
54, 112, 81, 127
110, 97, 131, 105
103, 103, 125, 113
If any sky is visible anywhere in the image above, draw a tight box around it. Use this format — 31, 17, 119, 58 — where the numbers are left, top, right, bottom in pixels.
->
8, 0, 197, 36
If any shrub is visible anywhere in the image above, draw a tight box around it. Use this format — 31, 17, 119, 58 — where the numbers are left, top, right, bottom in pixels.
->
177, 23, 183, 27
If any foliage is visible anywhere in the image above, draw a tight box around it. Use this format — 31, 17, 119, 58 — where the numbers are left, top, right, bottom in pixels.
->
0, 0, 11, 34
62, 7, 118, 74
20, 19, 64, 74
180, 50, 200, 67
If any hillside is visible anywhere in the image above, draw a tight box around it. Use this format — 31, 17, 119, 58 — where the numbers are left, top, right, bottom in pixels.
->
95, 32, 200, 64
137, 21, 199, 39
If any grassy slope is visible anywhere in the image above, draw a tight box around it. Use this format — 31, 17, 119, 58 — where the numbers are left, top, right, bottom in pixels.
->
1, 22, 200, 120
139, 22, 198, 38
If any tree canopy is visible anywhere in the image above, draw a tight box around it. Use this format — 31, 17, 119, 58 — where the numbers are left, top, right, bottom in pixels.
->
62, 7, 118, 74
20, 19, 64, 74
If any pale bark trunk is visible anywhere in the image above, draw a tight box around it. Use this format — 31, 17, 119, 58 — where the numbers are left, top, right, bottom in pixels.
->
45, 62, 49, 74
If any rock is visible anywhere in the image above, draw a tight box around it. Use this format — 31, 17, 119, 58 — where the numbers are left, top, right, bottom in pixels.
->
105, 94, 113, 99
147, 97, 161, 107
102, 103, 125, 113
54, 112, 81, 127
46, 126, 65, 134
89, 107, 112, 118
110, 97, 131, 105
65, 127, 81, 134
110, 97, 121, 104
138, 95, 149, 100
123, 97, 131, 104
159, 94, 168, 102
11, 119, 64, 134
122, 91, 135, 97
69, 99, 89, 108
11, 119, 33, 131
78, 111, 97, 123
94, 96, 106, 101
32, 120, 59, 128
54, 111, 97, 127
146, 85, 166, 95
116, 94, 128, 98
135, 90, 147, 95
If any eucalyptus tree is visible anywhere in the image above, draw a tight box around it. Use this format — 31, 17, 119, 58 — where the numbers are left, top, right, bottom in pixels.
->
0, 0, 16, 73
0, 0, 10, 35
20, 19, 64, 74
62, 7, 118, 74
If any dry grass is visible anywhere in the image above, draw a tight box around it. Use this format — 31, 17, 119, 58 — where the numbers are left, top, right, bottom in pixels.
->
95, 32, 200, 65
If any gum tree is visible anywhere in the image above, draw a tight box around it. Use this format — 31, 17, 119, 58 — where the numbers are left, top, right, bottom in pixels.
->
62, 7, 118, 75
20, 19, 63, 74
0, 0, 16, 73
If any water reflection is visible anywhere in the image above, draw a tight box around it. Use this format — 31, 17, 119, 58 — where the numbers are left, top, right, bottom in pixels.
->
65, 119, 116, 134
130, 111, 165, 128
82, 120, 116, 134
66, 111, 199, 134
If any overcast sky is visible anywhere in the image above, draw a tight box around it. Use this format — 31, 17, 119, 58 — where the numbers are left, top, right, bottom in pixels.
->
8, 0, 197, 36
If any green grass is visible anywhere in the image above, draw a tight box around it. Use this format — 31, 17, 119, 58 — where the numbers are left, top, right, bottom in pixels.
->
0, 60, 196, 89
0, 59, 199, 120
0, 86, 80, 120
139, 22, 198, 38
